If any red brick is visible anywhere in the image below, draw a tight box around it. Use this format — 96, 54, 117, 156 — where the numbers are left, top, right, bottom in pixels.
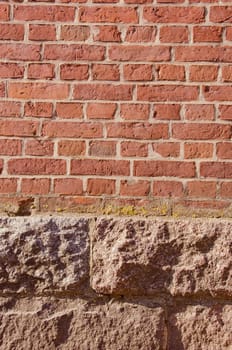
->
58, 140, 86, 156
92, 64, 120, 81
123, 64, 153, 81
186, 181, 216, 198
14, 5, 75, 21
86, 103, 116, 119
8, 82, 69, 100
0, 44, 40, 61
189, 65, 218, 81
87, 179, 115, 195
121, 141, 148, 157
0, 83, 5, 97
93, 25, 121, 42
222, 66, 232, 82
54, 179, 83, 195
89, 141, 116, 156
0, 24, 24, 41
184, 143, 213, 159
219, 105, 232, 120
60, 25, 90, 41
8, 159, 66, 175
134, 160, 196, 177
138, 85, 199, 101
172, 123, 231, 140
42, 121, 102, 138
210, 6, 232, 23
107, 122, 168, 139
0, 63, 24, 79
120, 180, 150, 196
184, 104, 215, 121
204, 86, 232, 101
153, 142, 180, 157
56, 103, 83, 119
60, 64, 89, 80
0, 120, 38, 137
200, 162, 232, 178
0, 140, 22, 156
0, 102, 21, 118
193, 26, 222, 42
220, 182, 232, 198
125, 0, 152, 3
44, 44, 105, 61
175, 46, 232, 62
24, 102, 53, 118
73, 84, 133, 101
0, 4, 9, 21
125, 26, 156, 42
71, 159, 130, 175
217, 142, 232, 159
0, 179, 17, 194
157, 64, 185, 81
0, 161, 3, 175
25, 140, 54, 156
120, 104, 150, 120
153, 181, 183, 197
21, 179, 50, 195
109, 45, 170, 62
176, 200, 229, 211
28, 63, 55, 80
226, 27, 232, 41
29, 24, 56, 41
154, 104, 180, 120
79, 6, 138, 23
159, 26, 188, 43
143, 6, 205, 23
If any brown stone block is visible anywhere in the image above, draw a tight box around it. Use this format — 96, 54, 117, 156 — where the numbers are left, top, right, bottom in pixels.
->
91, 218, 232, 298
0, 297, 165, 350
0, 217, 90, 295
168, 305, 232, 350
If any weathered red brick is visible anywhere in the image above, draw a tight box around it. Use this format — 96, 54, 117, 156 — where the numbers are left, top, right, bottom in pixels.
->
8, 159, 66, 175
42, 121, 103, 138
71, 160, 130, 175
120, 180, 150, 196
60, 64, 89, 80
0, 24, 24, 41
79, 6, 138, 23
134, 161, 196, 177
107, 122, 169, 139
172, 123, 231, 140
86, 103, 117, 119
144, 6, 205, 23
21, 178, 50, 195
58, 140, 86, 156
54, 179, 83, 195
14, 5, 75, 22
120, 104, 150, 120
8, 83, 69, 100
121, 141, 148, 157
87, 179, 115, 195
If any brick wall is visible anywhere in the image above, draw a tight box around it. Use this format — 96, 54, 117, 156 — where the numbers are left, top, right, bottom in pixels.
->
0, 0, 232, 216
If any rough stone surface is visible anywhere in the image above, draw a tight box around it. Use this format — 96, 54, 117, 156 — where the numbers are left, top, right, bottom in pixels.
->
169, 305, 232, 350
91, 218, 232, 297
0, 297, 165, 350
0, 217, 89, 295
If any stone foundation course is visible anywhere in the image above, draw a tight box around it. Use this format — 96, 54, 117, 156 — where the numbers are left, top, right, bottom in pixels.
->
0, 216, 231, 349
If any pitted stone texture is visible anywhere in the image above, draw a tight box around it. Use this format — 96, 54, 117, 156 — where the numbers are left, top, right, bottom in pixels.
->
169, 304, 232, 350
91, 218, 232, 297
0, 297, 165, 350
0, 217, 89, 295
